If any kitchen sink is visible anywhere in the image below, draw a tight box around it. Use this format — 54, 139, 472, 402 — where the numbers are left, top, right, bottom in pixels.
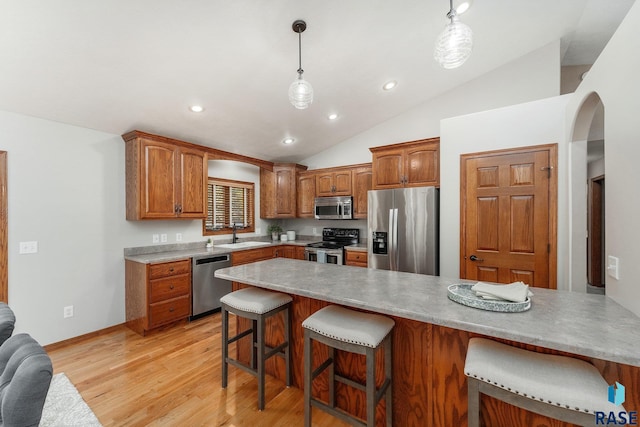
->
214, 241, 272, 249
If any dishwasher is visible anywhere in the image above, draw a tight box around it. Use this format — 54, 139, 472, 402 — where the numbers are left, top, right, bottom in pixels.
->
191, 254, 232, 319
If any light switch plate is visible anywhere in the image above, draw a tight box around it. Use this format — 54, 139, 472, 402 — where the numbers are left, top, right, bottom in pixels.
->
19, 241, 38, 254
607, 255, 620, 280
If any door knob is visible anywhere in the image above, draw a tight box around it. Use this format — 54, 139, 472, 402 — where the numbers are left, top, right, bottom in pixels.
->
469, 255, 484, 262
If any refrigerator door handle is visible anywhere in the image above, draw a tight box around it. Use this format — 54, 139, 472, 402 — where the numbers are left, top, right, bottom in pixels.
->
392, 208, 399, 271
388, 208, 398, 271
388, 208, 395, 271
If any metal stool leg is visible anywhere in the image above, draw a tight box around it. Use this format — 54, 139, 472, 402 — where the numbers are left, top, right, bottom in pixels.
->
257, 314, 266, 410
385, 334, 393, 426
304, 329, 312, 427
366, 346, 376, 427
467, 378, 480, 427
221, 306, 229, 389
284, 304, 291, 387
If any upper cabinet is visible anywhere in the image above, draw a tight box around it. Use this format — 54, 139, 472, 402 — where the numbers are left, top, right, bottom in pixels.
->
124, 131, 208, 220
261, 163, 308, 219
316, 168, 352, 196
352, 165, 372, 219
297, 171, 316, 218
370, 138, 440, 189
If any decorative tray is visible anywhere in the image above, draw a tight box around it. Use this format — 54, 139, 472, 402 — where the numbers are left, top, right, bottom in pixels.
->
447, 284, 531, 313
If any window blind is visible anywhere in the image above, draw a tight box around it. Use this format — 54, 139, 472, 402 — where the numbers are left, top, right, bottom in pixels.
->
205, 178, 254, 232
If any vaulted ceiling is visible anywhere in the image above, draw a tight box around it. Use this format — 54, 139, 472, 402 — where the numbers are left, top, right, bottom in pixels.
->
0, 0, 634, 162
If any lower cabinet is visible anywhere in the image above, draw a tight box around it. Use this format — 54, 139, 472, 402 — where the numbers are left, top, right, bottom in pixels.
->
125, 259, 192, 336
345, 249, 368, 267
231, 246, 277, 266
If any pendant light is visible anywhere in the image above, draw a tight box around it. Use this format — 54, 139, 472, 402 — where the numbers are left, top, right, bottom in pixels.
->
433, 0, 473, 69
288, 20, 313, 109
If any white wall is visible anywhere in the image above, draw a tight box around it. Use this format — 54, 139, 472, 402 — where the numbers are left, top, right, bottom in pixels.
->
0, 28, 591, 346
0, 112, 272, 346
566, 0, 640, 316
439, 96, 570, 285
303, 41, 561, 169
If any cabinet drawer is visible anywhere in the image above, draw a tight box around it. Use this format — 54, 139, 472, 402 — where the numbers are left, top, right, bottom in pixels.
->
149, 259, 190, 279
346, 251, 367, 263
149, 275, 190, 304
149, 295, 191, 328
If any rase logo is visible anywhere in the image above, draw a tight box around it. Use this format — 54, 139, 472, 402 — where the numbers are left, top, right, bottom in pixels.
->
595, 382, 638, 426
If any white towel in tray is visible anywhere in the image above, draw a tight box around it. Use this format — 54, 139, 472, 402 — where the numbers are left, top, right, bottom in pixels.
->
471, 281, 533, 303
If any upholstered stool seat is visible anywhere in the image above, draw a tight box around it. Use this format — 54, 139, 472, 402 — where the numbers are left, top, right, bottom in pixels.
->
465, 337, 623, 426
303, 305, 395, 427
220, 287, 292, 410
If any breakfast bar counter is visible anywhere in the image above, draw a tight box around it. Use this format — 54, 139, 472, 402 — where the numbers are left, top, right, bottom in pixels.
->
215, 258, 640, 426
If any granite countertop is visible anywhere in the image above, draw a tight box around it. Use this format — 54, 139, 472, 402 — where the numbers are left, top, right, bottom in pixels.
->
215, 258, 640, 367
124, 239, 311, 264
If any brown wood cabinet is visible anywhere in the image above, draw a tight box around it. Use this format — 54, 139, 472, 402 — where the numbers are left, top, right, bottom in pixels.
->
231, 246, 277, 266
296, 171, 316, 218
345, 249, 368, 267
260, 163, 307, 219
370, 138, 439, 189
316, 168, 352, 196
124, 132, 208, 220
351, 165, 372, 219
125, 259, 192, 335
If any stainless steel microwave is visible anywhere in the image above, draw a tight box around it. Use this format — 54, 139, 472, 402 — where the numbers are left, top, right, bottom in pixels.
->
314, 196, 353, 220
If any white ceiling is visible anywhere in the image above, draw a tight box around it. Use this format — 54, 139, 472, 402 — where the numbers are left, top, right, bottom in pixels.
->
0, 0, 634, 162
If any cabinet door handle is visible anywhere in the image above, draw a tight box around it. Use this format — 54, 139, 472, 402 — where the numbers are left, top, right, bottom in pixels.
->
169, 307, 175, 312
169, 284, 174, 289
169, 268, 174, 272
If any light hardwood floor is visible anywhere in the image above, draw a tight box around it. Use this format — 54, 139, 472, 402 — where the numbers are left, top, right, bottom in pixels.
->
46, 313, 349, 427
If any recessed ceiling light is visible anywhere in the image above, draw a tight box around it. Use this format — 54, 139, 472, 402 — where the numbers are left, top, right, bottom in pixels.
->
328, 113, 339, 120
382, 80, 397, 91
189, 105, 204, 113
282, 137, 295, 145
456, 1, 472, 14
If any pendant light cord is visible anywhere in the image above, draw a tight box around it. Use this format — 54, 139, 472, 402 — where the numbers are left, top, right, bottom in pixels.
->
297, 30, 303, 75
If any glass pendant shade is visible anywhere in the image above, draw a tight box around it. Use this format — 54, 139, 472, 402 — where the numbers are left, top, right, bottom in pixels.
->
289, 73, 314, 109
434, 15, 473, 69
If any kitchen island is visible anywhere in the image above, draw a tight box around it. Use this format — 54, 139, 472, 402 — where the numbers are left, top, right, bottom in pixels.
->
216, 258, 640, 426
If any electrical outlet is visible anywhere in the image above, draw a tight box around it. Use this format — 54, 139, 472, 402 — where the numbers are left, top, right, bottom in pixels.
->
176, 233, 182, 242
312, 227, 318, 235
63, 305, 74, 318
152, 234, 159, 243
161, 234, 168, 243
19, 241, 38, 254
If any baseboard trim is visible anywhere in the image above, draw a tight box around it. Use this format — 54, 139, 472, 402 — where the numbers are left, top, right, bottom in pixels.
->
44, 323, 126, 352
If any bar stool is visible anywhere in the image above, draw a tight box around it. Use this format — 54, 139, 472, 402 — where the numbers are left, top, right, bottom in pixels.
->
302, 305, 395, 427
220, 287, 292, 410
464, 337, 623, 426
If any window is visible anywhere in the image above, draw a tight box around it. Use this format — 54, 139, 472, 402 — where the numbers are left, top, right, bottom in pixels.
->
203, 177, 255, 236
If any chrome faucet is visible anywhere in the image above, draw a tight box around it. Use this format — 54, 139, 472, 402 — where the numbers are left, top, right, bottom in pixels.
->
232, 223, 238, 244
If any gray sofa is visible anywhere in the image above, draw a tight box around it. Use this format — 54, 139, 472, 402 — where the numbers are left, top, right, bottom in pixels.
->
0, 333, 53, 427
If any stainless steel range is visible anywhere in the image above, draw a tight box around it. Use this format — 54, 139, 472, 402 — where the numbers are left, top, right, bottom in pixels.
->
304, 228, 359, 265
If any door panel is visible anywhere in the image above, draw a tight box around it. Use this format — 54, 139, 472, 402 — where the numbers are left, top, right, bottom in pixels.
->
461, 146, 556, 288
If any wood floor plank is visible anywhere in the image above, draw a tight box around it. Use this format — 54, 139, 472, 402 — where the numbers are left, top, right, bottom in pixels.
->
46, 313, 349, 427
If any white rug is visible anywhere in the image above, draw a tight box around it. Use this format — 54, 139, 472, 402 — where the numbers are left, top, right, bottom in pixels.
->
40, 373, 102, 427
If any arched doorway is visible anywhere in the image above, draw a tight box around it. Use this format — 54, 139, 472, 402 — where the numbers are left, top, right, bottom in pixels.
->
569, 92, 605, 294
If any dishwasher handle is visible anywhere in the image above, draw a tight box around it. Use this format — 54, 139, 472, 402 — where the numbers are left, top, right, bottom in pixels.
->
195, 255, 230, 265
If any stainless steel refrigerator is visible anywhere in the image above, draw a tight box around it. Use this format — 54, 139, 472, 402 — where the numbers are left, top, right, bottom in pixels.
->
367, 186, 439, 275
